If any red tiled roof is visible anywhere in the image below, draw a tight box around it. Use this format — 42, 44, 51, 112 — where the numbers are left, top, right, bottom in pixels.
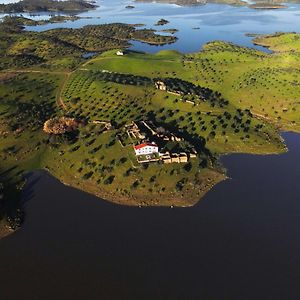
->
134, 143, 157, 150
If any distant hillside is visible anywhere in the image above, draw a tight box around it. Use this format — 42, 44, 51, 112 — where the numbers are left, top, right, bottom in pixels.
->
0, 0, 97, 13
135, 0, 247, 6
136, 0, 205, 5
135, 0, 300, 7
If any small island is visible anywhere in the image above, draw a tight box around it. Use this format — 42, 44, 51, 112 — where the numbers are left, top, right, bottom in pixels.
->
155, 19, 170, 26
161, 29, 179, 34
249, 3, 287, 9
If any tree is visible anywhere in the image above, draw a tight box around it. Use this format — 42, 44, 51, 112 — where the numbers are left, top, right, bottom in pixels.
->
184, 162, 192, 172
104, 175, 115, 185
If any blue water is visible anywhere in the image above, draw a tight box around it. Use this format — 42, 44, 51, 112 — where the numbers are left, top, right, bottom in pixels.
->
82, 51, 98, 59
3, 0, 299, 53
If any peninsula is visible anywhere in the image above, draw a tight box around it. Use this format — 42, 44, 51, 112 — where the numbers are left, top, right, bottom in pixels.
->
0, 17, 299, 236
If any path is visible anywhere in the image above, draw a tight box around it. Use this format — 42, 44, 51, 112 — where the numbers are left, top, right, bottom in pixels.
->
56, 72, 73, 110
0, 68, 71, 111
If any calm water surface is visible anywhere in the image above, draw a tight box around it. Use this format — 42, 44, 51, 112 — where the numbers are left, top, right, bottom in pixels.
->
2, 0, 300, 52
0, 132, 299, 300
1, 1, 300, 299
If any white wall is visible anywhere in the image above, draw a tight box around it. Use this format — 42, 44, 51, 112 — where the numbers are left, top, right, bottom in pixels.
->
135, 146, 158, 156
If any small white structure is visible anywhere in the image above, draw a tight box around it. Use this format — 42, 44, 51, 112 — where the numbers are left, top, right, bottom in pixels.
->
134, 143, 158, 156
155, 81, 167, 91
116, 50, 124, 56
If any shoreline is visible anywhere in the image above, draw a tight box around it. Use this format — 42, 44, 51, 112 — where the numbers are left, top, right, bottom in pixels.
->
1, 130, 297, 240
0, 220, 13, 239
0, 129, 295, 240
44, 165, 226, 208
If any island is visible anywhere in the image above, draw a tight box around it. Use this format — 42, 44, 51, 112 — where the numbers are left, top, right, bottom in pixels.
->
4, 15, 86, 27
0, 16, 299, 237
249, 3, 287, 9
0, 0, 97, 13
161, 29, 179, 34
135, 0, 292, 8
136, 0, 207, 5
135, 0, 247, 7
155, 19, 170, 26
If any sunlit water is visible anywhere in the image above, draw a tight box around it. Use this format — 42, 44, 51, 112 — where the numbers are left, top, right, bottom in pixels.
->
2, 0, 300, 52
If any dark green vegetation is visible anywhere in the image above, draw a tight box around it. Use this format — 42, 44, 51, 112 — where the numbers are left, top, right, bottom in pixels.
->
161, 29, 178, 34
0, 16, 299, 235
0, 16, 177, 71
0, 72, 63, 235
0, 0, 97, 13
45, 24, 177, 51
9, 15, 83, 26
155, 19, 169, 26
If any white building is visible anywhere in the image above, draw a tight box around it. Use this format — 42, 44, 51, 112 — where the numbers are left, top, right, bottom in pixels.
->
116, 50, 124, 56
155, 81, 167, 91
134, 143, 158, 156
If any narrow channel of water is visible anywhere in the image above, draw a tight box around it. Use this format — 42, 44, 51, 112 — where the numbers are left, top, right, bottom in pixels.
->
0, 132, 299, 300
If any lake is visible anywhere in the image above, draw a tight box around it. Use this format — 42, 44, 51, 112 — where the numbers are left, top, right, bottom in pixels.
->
2, 0, 300, 53
0, 132, 299, 299
1, 0, 300, 299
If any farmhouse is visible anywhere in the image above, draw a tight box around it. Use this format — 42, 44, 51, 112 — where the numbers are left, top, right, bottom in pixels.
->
134, 143, 158, 156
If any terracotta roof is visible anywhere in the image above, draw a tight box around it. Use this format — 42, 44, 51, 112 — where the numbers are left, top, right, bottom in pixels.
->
134, 143, 157, 150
